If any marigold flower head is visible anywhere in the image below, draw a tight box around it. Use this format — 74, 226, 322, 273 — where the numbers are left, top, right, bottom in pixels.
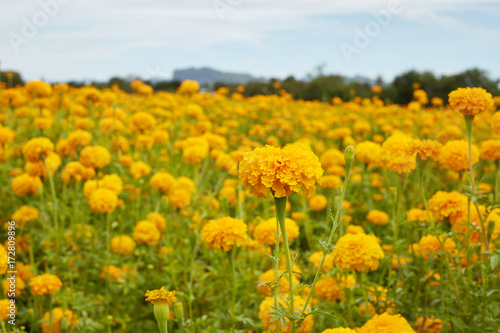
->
321, 329, 356, 333
67, 129, 92, 148
133, 220, 160, 246
201, 217, 247, 251
406, 208, 430, 223
147, 212, 166, 232
26, 80, 53, 97
11, 173, 43, 197
308, 194, 328, 211
308, 251, 335, 272
240, 145, 323, 198
366, 210, 389, 225
22, 137, 54, 163
29, 273, 62, 295
333, 233, 384, 271
492, 112, 500, 136
320, 175, 342, 189
359, 312, 415, 333
87, 188, 118, 214
448, 87, 494, 116
379, 134, 416, 174
0, 298, 16, 321
41, 308, 78, 333
480, 139, 500, 161
177, 80, 200, 94
3, 276, 25, 297
419, 235, 456, 260
150, 172, 177, 193
416, 316, 443, 332
257, 268, 299, 296
0, 246, 8, 275
315, 274, 356, 302
409, 140, 442, 161
428, 191, 467, 222
259, 295, 314, 333
79, 145, 111, 169
11, 205, 38, 227
253, 217, 299, 245
168, 188, 192, 209
439, 140, 478, 171
111, 235, 136, 255
130, 161, 151, 179
145, 287, 177, 304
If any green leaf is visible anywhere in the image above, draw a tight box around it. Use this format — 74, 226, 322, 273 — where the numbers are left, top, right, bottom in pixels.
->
490, 254, 499, 270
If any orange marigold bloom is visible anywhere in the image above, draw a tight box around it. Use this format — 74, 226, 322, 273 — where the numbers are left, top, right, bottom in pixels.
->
416, 316, 443, 332
315, 274, 356, 302
61, 161, 95, 183
448, 87, 494, 116
257, 268, 299, 296
379, 134, 416, 174
366, 209, 389, 225
149, 172, 177, 193
253, 217, 299, 245
79, 145, 111, 169
29, 273, 62, 295
168, 188, 192, 208
418, 235, 456, 260
111, 235, 136, 255
427, 191, 467, 222
308, 251, 335, 272
0, 298, 16, 321
439, 140, 478, 172
308, 194, 328, 211
409, 140, 442, 161
11, 173, 43, 197
87, 188, 118, 214
333, 233, 384, 271
130, 161, 151, 179
11, 205, 39, 227
492, 112, 500, 136
480, 139, 500, 161
41, 308, 78, 333
359, 312, 414, 333
320, 175, 342, 189
22, 137, 54, 163
239, 145, 323, 198
201, 217, 247, 251
133, 220, 160, 246
406, 208, 430, 223
145, 287, 176, 304
259, 295, 314, 333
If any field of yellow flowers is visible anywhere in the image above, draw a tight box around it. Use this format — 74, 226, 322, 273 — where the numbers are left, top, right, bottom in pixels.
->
1, 79, 500, 333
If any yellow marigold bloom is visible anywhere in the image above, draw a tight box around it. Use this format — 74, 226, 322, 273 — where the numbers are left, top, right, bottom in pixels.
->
322, 329, 356, 333
0, 246, 8, 275
145, 287, 177, 304
409, 140, 442, 161
26, 80, 53, 97
240, 145, 323, 198
355, 141, 381, 166
439, 140, 478, 171
29, 273, 62, 295
291, 212, 307, 220
177, 176, 195, 194
257, 268, 299, 296
111, 235, 136, 255
11, 173, 43, 196
2, 276, 25, 297
406, 208, 430, 223
416, 316, 443, 332
67, 129, 92, 148
0, 298, 16, 321
418, 235, 456, 260
259, 295, 314, 333
315, 274, 356, 302
147, 212, 166, 232
346, 225, 365, 234
480, 139, 500, 161
431, 97, 443, 106
11, 205, 38, 227
87, 188, 118, 214
118, 154, 133, 168
319, 148, 345, 170
0, 125, 16, 145
308, 194, 328, 211
61, 161, 95, 183
177, 80, 200, 94
492, 112, 500, 136
308, 251, 335, 272
333, 234, 384, 271
99, 265, 135, 282
448, 87, 494, 116
219, 186, 237, 205
183, 142, 209, 164
379, 134, 416, 174
253, 217, 299, 245
25, 152, 61, 178
41, 308, 78, 333
130, 161, 152, 179
168, 188, 192, 208
133, 220, 161, 246
201, 217, 247, 251
359, 312, 414, 333
320, 175, 342, 189
427, 191, 467, 222
80, 145, 111, 169
366, 209, 389, 225
22, 137, 54, 163
149, 172, 177, 193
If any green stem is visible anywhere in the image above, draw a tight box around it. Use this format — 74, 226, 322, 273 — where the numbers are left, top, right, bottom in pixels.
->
496, 160, 500, 203
344, 287, 355, 328
157, 320, 168, 333
465, 115, 475, 195
229, 248, 238, 331
275, 195, 295, 332
356, 271, 370, 311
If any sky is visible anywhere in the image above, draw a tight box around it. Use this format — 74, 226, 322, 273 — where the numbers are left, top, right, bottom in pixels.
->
0, 0, 500, 83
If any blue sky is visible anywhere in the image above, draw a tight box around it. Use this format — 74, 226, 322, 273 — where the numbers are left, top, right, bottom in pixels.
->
1, 0, 499, 83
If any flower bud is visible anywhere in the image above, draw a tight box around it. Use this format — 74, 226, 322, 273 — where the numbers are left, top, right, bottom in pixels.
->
154, 302, 170, 322
344, 145, 355, 162
174, 301, 184, 320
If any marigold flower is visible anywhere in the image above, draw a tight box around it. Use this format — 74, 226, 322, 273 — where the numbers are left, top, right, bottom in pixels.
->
168, 188, 192, 209
201, 217, 247, 251
0, 298, 16, 321
61, 161, 95, 183
177, 80, 200, 94
240, 145, 323, 198
130, 161, 151, 179
150, 172, 177, 193
111, 235, 136, 255
145, 286, 176, 304
67, 129, 92, 148
257, 268, 299, 296
416, 316, 443, 332
133, 220, 161, 246
308, 251, 335, 272
427, 191, 467, 222
11, 205, 38, 227
2, 276, 25, 297
26, 80, 53, 97
366, 210, 389, 225
147, 212, 166, 232
315, 274, 356, 302
492, 112, 500, 136
25, 152, 61, 178
409, 140, 442, 161
308, 194, 328, 211
99, 265, 135, 282
359, 312, 414, 333
29, 273, 62, 295
406, 208, 430, 223
379, 134, 416, 174
41, 308, 78, 333
448, 87, 494, 116
480, 139, 500, 161
439, 140, 478, 171
0, 246, 8, 275
356, 141, 381, 166
22, 137, 54, 163
259, 295, 314, 333
333, 233, 384, 271
320, 175, 342, 189
87, 188, 118, 214
253, 217, 299, 245
80, 145, 111, 169
321, 329, 356, 333
11, 173, 43, 196
418, 235, 456, 260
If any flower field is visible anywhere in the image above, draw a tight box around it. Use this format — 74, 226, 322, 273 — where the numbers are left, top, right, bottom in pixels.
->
1, 79, 500, 332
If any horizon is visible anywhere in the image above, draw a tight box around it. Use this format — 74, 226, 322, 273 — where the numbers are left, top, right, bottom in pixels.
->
1, 0, 500, 83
